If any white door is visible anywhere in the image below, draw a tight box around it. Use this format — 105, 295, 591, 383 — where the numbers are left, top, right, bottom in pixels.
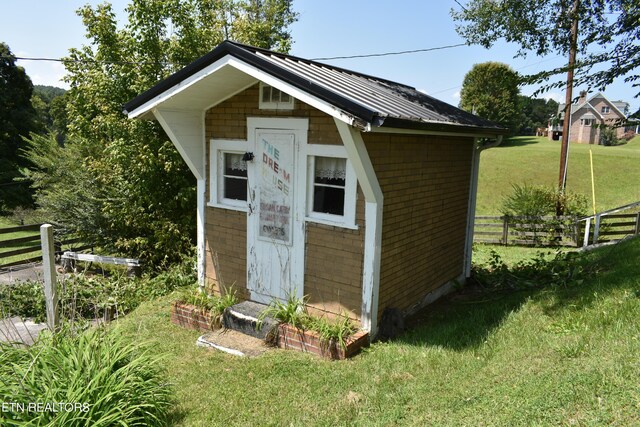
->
247, 122, 306, 304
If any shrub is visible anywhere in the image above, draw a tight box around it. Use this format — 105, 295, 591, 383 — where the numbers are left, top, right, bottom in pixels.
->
0, 327, 173, 426
599, 126, 625, 146
0, 281, 46, 322
501, 183, 588, 244
471, 249, 598, 291
1, 255, 196, 323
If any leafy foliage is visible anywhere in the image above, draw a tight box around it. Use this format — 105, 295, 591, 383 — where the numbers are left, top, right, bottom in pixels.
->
472, 249, 598, 290
25, 1, 297, 266
517, 95, 559, 135
599, 125, 626, 146
452, 0, 640, 119
501, 183, 588, 218
0, 327, 173, 426
500, 183, 588, 245
258, 293, 357, 348
175, 285, 238, 327
0, 42, 38, 212
460, 62, 520, 134
32, 85, 68, 143
0, 254, 196, 323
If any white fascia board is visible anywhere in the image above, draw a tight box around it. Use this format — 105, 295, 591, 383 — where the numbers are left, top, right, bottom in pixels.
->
334, 118, 383, 336
127, 56, 236, 119
227, 58, 360, 128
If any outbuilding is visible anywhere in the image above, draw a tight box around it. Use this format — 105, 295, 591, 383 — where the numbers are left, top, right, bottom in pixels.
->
124, 41, 506, 336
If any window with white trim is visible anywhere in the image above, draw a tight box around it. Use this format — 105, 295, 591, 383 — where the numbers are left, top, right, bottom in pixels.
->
581, 118, 593, 126
312, 157, 346, 215
209, 140, 248, 210
221, 152, 247, 201
259, 82, 294, 110
601, 106, 610, 114
305, 145, 357, 228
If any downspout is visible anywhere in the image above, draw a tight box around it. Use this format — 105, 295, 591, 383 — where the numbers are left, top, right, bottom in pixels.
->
463, 135, 502, 278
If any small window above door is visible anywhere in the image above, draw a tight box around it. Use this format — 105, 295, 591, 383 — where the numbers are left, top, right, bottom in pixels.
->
259, 82, 294, 110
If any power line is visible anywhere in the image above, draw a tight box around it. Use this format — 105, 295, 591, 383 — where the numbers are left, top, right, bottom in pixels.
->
310, 43, 467, 61
9, 43, 469, 65
10, 56, 179, 66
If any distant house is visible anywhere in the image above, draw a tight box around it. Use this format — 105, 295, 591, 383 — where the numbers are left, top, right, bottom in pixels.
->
548, 91, 633, 144
124, 41, 506, 336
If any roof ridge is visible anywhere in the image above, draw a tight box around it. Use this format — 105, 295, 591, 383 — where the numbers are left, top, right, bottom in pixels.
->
226, 40, 416, 90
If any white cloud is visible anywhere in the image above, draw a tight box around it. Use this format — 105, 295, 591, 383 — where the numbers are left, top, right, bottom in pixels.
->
452, 91, 461, 100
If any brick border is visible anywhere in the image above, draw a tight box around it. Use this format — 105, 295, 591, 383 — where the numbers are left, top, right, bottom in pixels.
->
170, 302, 215, 332
276, 323, 369, 360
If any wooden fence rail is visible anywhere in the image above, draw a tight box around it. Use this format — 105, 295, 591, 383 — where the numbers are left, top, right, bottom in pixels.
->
0, 224, 92, 269
474, 213, 640, 247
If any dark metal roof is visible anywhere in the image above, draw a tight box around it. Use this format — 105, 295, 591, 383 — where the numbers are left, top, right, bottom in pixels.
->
124, 41, 506, 134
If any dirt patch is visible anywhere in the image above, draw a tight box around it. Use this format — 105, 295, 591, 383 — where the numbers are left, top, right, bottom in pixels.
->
197, 329, 273, 357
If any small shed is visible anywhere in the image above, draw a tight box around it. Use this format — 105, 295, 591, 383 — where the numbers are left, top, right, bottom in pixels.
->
124, 41, 506, 335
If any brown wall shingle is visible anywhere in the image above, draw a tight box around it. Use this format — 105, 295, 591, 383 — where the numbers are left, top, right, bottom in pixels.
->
363, 133, 473, 318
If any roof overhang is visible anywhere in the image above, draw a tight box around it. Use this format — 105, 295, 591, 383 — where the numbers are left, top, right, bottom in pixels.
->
124, 41, 507, 136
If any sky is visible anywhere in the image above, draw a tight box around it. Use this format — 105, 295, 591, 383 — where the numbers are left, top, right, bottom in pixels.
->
1, 0, 637, 113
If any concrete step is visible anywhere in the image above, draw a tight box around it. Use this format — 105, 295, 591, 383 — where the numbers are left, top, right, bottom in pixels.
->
222, 301, 277, 340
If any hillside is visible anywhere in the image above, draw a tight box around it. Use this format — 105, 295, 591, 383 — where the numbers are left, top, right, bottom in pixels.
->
113, 236, 640, 425
477, 135, 640, 214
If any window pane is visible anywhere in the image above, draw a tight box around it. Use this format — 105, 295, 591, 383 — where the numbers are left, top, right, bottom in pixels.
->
312, 156, 346, 216
313, 186, 345, 215
224, 177, 247, 201
280, 92, 291, 103
261, 85, 271, 103
224, 153, 247, 177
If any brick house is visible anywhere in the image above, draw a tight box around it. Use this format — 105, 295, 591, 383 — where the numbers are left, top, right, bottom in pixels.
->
124, 41, 506, 336
548, 91, 632, 144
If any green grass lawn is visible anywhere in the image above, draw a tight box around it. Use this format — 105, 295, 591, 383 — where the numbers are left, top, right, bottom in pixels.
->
477, 135, 640, 214
114, 237, 640, 426
0, 217, 42, 267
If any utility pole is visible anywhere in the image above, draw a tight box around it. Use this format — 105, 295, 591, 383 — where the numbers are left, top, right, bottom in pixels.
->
557, 0, 580, 215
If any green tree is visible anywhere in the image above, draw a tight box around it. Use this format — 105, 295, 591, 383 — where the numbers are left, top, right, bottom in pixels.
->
32, 85, 67, 141
0, 42, 37, 212
460, 62, 520, 134
452, 0, 640, 119
517, 95, 559, 135
26, 0, 297, 266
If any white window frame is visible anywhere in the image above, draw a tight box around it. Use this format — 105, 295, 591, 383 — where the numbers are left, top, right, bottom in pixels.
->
259, 82, 294, 110
209, 139, 249, 212
305, 144, 357, 229
601, 106, 610, 114
581, 118, 593, 126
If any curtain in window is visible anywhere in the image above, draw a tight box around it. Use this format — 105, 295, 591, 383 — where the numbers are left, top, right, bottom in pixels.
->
225, 153, 247, 172
314, 157, 346, 180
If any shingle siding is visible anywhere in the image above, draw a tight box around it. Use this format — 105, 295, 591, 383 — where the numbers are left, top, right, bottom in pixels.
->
364, 133, 473, 317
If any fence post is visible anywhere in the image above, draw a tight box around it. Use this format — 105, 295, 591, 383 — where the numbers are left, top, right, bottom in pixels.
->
40, 224, 59, 332
583, 217, 591, 247
502, 215, 509, 246
635, 212, 640, 235
593, 214, 601, 244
